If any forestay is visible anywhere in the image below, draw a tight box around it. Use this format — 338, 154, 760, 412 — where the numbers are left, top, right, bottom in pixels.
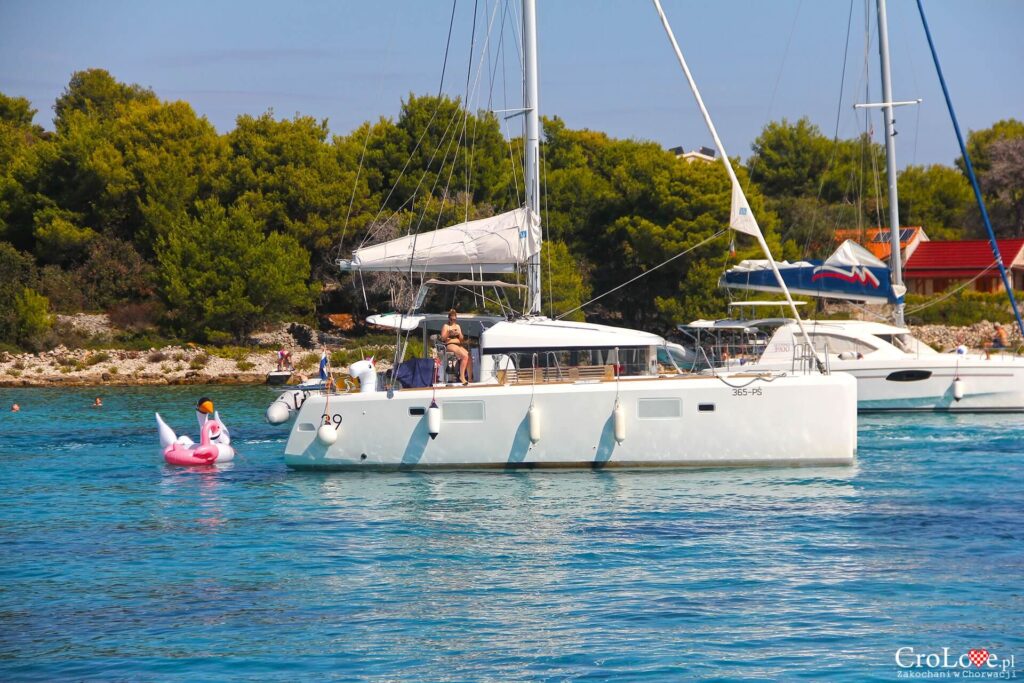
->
338, 207, 541, 274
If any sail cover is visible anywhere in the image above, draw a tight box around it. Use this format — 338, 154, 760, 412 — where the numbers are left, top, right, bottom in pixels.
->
720, 240, 905, 304
339, 207, 541, 274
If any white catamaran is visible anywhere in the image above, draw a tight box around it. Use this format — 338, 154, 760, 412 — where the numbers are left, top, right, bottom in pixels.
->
682, 0, 1024, 413
265, 0, 857, 470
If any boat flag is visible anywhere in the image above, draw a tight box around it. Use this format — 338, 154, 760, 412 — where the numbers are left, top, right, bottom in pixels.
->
319, 351, 329, 381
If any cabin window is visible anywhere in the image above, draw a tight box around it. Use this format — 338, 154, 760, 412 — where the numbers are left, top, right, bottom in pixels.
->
886, 370, 932, 382
874, 333, 917, 353
637, 398, 681, 419
810, 333, 877, 356
502, 346, 652, 378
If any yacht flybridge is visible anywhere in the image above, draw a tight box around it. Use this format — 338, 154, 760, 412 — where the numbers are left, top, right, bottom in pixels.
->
264, 0, 858, 470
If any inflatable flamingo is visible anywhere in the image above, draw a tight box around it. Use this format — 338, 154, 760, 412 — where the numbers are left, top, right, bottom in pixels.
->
156, 398, 235, 466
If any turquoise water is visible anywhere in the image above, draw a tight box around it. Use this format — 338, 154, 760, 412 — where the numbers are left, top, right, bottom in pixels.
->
1, 386, 1021, 681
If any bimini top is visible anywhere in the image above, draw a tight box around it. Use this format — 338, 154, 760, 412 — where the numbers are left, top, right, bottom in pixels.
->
481, 318, 665, 352
338, 207, 541, 274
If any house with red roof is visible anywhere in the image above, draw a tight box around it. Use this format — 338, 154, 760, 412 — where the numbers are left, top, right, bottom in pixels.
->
902, 238, 1024, 295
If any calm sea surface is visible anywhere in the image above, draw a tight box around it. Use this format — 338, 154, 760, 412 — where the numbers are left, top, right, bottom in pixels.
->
0, 386, 1021, 681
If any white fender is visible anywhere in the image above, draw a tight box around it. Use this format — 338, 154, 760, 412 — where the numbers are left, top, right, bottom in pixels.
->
156, 413, 177, 449
266, 400, 291, 425
613, 401, 626, 444
427, 401, 441, 440
952, 377, 965, 402
528, 403, 541, 444
317, 423, 338, 445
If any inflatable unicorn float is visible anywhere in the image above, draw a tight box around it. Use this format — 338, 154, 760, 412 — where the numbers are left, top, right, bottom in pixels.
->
156, 397, 235, 466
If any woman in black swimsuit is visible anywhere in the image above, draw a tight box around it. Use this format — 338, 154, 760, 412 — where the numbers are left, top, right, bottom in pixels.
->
441, 309, 472, 385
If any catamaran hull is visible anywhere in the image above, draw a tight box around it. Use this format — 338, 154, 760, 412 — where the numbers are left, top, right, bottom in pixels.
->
837, 359, 1024, 413
282, 373, 857, 470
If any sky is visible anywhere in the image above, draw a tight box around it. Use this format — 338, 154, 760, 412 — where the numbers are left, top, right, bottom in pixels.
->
1, 0, 1022, 169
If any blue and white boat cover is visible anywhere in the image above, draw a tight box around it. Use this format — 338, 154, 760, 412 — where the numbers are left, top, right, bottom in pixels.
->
720, 240, 905, 304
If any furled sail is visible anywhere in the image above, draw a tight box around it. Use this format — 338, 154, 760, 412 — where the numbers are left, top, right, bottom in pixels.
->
721, 239, 906, 304
338, 207, 541, 274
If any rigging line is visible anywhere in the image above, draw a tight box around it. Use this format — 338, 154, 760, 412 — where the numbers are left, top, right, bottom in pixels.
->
377, 94, 467, 244
799, 0, 856, 260
359, 1, 461, 248
494, 1, 523, 210
902, 262, 999, 316
557, 229, 728, 320
500, 6, 523, 211
462, 0, 480, 223
338, 3, 400, 257
463, 0, 503, 224
863, 2, 885, 234
415, 3, 503, 267
542, 131, 553, 318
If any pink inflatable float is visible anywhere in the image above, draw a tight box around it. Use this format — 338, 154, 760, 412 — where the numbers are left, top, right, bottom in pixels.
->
156, 398, 235, 466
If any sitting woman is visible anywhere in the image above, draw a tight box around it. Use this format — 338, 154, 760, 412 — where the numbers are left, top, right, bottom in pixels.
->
441, 308, 472, 385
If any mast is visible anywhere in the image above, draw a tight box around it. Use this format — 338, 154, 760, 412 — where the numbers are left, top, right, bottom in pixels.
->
523, 0, 542, 315
651, 0, 825, 373
876, 0, 905, 326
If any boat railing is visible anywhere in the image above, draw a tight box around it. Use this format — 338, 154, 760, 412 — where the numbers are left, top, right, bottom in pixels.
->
792, 341, 830, 375
497, 364, 615, 385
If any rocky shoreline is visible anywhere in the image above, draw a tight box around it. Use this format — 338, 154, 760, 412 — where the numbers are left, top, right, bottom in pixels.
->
0, 345, 277, 387
0, 320, 1018, 388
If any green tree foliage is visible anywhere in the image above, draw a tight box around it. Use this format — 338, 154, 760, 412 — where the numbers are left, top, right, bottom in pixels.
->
748, 118, 833, 198
156, 199, 317, 341
960, 119, 1024, 238
746, 117, 887, 258
13, 288, 52, 350
377, 94, 514, 212
897, 164, 972, 240
2, 69, 1022, 346
53, 68, 156, 131
226, 112, 351, 271
0, 243, 34, 341
32, 206, 97, 264
542, 117, 776, 328
540, 240, 590, 321
0, 94, 45, 249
